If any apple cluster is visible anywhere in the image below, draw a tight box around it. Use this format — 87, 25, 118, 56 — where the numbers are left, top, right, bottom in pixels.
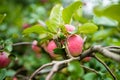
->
31, 24, 91, 61
42, 24, 88, 59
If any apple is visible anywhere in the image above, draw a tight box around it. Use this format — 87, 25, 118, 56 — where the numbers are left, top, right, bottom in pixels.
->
23, 23, 30, 29
45, 40, 58, 58
83, 57, 91, 62
67, 34, 84, 56
0, 52, 11, 68
32, 40, 41, 57
65, 24, 75, 33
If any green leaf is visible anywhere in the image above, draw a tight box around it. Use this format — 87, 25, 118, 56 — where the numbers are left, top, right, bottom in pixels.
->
94, 4, 120, 22
68, 61, 84, 78
83, 72, 97, 80
23, 25, 47, 35
54, 48, 65, 54
4, 40, 13, 52
46, 4, 63, 33
78, 23, 98, 34
92, 29, 112, 41
62, 1, 82, 24
0, 69, 7, 80
0, 14, 6, 24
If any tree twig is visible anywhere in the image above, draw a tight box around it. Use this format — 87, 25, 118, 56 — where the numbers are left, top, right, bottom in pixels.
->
12, 42, 32, 46
29, 62, 54, 80
80, 65, 99, 74
93, 55, 117, 80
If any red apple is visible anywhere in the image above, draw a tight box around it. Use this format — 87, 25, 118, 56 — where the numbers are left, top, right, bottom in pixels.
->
32, 40, 41, 57
67, 34, 84, 56
23, 23, 30, 29
45, 40, 58, 58
0, 52, 11, 68
83, 57, 91, 62
65, 24, 75, 33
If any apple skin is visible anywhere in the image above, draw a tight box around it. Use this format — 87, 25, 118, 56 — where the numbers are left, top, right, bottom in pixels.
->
45, 40, 58, 58
23, 23, 30, 29
65, 24, 75, 33
32, 40, 41, 54
32, 40, 41, 57
83, 57, 91, 62
67, 34, 84, 56
0, 52, 11, 68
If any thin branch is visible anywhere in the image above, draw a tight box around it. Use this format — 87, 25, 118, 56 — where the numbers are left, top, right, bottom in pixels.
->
12, 42, 32, 46
93, 55, 117, 80
65, 41, 73, 58
29, 62, 54, 80
80, 65, 99, 74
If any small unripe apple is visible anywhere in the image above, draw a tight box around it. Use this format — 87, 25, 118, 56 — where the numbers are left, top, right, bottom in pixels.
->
23, 23, 30, 29
65, 24, 75, 33
32, 40, 41, 57
0, 52, 11, 68
45, 40, 58, 58
83, 57, 91, 62
67, 34, 84, 56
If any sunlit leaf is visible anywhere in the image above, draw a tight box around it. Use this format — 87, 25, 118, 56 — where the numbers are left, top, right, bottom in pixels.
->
46, 4, 63, 33
94, 4, 120, 22
62, 1, 82, 24
78, 23, 98, 34
23, 25, 47, 35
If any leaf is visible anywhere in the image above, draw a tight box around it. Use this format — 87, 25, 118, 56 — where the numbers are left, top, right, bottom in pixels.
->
62, 1, 82, 24
83, 72, 97, 80
23, 25, 47, 35
92, 29, 112, 41
94, 4, 120, 22
68, 61, 84, 77
0, 14, 6, 24
78, 23, 98, 34
4, 40, 13, 52
46, 4, 63, 33
54, 48, 65, 54
0, 69, 7, 80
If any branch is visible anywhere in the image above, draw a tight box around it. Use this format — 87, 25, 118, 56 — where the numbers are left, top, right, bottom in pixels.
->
93, 45, 120, 62
29, 45, 120, 80
80, 65, 99, 74
105, 46, 120, 54
29, 62, 54, 80
93, 55, 117, 80
12, 42, 32, 46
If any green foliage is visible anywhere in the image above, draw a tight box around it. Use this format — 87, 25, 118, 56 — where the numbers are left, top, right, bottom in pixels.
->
94, 4, 120, 22
54, 48, 65, 54
83, 72, 97, 80
46, 4, 63, 33
62, 1, 82, 24
0, 69, 7, 80
0, 14, 6, 24
77, 23, 98, 34
68, 61, 84, 79
23, 25, 47, 35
